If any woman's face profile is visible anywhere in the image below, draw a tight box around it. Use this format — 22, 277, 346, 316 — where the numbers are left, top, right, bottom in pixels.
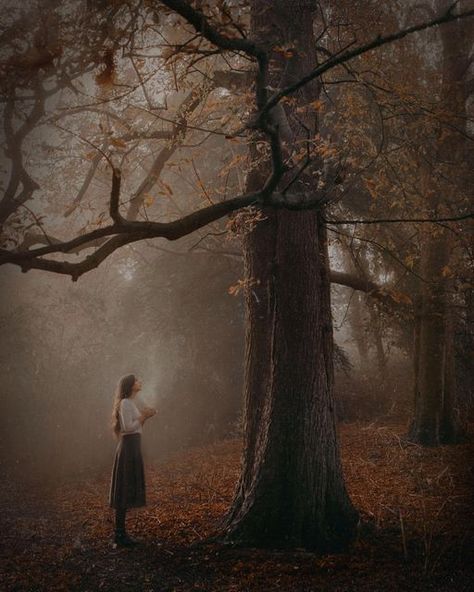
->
132, 378, 142, 395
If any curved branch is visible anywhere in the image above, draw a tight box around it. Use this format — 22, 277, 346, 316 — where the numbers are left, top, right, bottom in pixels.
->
159, 0, 265, 59
0, 193, 261, 276
257, 4, 474, 122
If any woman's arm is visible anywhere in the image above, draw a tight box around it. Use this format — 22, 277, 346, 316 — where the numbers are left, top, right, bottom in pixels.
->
119, 399, 151, 433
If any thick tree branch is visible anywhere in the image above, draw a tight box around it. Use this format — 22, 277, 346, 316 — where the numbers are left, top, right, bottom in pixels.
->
163, 1, 474, 128
0, 193, 260, 277
3, 1, 473, 282
109, 168, 124, 225
159, 0, 265, 60
329, 270, 379, 293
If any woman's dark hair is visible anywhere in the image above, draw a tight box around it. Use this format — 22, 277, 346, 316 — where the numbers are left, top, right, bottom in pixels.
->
111, 374, 136, 437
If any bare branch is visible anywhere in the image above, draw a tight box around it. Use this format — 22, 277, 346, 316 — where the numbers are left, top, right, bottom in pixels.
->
0, 193, 261, 278
3, 0, 472, 283
159, 0, 265, 59
257, 4, 474, 123
323, 213, 474, 224
64, 142, 108, 218
329, 270, 379, 293
109, 168, 124, 225
125, 82, 214, 219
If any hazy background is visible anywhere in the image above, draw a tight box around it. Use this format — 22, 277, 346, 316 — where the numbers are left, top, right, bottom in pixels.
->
0, 0, 471, 488
0, 242, 414, 486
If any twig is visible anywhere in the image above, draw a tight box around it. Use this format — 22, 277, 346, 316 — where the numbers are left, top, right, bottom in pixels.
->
399, 508, 408, 560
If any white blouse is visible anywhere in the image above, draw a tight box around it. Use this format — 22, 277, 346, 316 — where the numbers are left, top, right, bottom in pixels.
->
119, 398, 143, 434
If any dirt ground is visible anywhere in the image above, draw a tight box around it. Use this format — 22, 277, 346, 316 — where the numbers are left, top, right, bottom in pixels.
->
1, 421, 473, 592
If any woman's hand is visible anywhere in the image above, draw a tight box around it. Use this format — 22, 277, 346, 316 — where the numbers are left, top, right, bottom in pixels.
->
143, 407, 157, 419
139, 407, 156, 425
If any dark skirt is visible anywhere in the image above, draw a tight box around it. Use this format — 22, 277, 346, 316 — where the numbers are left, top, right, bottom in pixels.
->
109, 433, 146, 509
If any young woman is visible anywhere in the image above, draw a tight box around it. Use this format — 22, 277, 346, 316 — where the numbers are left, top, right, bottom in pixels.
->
109, 374, 156, 547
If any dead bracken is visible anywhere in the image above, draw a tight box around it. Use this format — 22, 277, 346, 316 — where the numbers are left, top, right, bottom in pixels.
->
1, 421, 472, 591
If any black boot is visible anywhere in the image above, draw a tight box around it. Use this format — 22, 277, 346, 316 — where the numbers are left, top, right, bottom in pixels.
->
114, 530, 138, 547
114, 508, 138, 547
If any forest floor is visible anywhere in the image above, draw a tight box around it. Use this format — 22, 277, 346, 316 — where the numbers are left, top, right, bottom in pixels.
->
1, 420, 473, 592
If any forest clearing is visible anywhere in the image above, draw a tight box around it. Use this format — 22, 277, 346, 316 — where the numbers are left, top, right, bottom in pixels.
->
1, 421, 473, 592
1, 1, 473, 590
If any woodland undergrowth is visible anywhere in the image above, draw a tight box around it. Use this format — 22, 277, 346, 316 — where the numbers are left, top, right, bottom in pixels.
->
1, 421, 473, 592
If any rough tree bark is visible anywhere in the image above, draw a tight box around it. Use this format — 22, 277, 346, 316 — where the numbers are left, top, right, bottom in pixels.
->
223, 0, 358, 550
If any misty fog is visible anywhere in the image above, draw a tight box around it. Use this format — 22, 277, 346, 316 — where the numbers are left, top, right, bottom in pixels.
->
0, 239, 413, 484
1, 0, 473, 589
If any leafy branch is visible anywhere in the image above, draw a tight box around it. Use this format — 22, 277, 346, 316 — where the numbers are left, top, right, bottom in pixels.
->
2, 0, 473, 279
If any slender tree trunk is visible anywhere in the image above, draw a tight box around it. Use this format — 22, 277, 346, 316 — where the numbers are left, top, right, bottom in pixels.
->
351, 293, 369, 369
368, 302, 387, 373
412, 293, 422, 418
409, 245, 462, 444
409, 234, 456, 444
341, 245, 370, 370
223, 0, 357, 551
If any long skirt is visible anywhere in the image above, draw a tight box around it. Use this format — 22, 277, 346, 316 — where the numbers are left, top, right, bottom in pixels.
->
109, 433, 146, 509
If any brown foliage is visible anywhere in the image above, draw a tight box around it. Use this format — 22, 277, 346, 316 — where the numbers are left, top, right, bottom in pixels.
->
1, 422, 473, 591
95, 49, 116, 88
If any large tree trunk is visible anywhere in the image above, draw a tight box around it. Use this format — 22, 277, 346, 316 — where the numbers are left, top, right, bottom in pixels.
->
223, 0, 357, 551
408, 2, 470, 445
